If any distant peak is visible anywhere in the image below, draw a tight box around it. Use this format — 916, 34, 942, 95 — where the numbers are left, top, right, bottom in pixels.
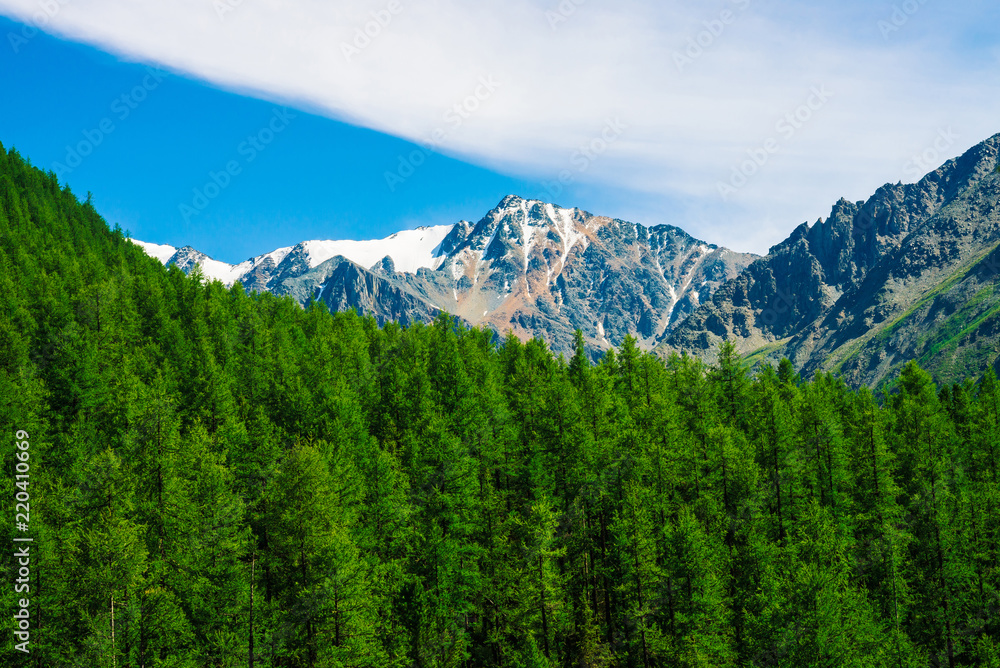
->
174, 245, 210, 260
494, 194, 557, 211
492, 194, 581, 217
497, 194, 530, 207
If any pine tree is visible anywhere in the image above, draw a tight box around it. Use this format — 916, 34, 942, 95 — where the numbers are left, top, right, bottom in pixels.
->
891, 362, 964, 667
67, 448, 153, 667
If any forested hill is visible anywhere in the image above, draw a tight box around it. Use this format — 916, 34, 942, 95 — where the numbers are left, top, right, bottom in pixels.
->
2, 142, 1000, 667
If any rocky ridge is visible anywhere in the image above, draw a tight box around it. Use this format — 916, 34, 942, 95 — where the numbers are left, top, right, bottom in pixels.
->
661, 133, 1000, 387
135, 196, 757, 358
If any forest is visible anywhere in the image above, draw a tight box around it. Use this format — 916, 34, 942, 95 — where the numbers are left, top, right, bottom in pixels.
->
1, 141, 999, 667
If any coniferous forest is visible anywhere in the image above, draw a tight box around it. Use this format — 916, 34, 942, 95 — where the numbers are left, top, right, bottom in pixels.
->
2, 142, 1000, 668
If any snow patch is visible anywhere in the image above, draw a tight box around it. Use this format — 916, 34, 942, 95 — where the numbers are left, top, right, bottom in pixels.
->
545, 203, 585, 275
303, 224, 452, 274
679, 249, 708, 296
131, 239, 176, 264
519, 199, 535, 274
665, 285, 678, 325
199, 258, 245, 286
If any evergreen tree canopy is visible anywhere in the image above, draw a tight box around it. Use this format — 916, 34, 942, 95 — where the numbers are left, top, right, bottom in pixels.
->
1, 143, 998, 667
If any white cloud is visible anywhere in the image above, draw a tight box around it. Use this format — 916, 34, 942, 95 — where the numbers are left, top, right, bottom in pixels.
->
2, 0, 998, 254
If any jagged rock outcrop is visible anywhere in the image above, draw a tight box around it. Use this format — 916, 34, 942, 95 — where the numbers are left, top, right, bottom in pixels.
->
662, 133, 1000, 388
282, 257, 443, 327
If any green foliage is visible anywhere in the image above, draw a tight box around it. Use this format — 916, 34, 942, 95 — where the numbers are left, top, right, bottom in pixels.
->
2, 144, 1000, 666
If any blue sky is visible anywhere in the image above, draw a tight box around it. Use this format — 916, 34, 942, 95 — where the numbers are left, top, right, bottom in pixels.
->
1, 0, 999, 262
0, 18, 546, 263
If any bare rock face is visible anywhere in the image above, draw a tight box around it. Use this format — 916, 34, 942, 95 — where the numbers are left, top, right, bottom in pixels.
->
275, 257, 444, 328
384, 196, 757, 357
164, 246, 211, 273
662, 133, 1000, 388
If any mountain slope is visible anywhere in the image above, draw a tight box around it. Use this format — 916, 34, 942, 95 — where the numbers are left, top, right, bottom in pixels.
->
135, 196, 757, 357
662, 133, 1000, 388
381, 196, 757, 355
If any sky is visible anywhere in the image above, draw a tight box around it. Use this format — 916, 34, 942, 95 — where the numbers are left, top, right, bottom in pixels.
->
0, 0, 998, 263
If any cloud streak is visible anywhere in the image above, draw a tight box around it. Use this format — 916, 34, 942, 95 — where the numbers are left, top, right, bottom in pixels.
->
2, 0, 998, 253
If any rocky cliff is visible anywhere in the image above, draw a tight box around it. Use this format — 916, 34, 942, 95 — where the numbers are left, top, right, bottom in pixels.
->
662, 133, 1000, 388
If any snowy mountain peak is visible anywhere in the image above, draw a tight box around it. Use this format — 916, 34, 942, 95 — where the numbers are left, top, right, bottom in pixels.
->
131, 195, 759, 357
488, 194, 579, 222
131, 223, 456, 288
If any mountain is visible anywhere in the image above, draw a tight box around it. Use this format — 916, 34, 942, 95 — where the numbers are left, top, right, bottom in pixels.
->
134, 196, 758, 356
662, 133, 1000, 388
